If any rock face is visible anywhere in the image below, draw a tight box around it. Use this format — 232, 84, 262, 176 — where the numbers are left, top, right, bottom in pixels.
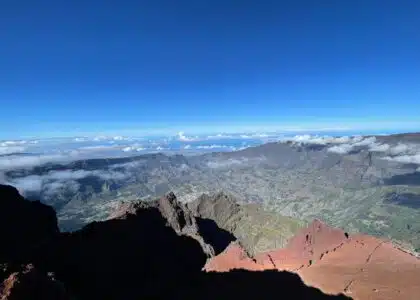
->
206, 219, 420, 300
0, 184, 349, 300
111, 192, 226, 257
187, 192, 305, 255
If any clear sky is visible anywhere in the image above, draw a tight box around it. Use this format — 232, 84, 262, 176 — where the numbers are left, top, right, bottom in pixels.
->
1, 1, 419, 139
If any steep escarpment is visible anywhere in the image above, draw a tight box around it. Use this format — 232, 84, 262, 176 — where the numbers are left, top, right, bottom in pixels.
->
187, 192, 306, 255
0, 184, 349, 300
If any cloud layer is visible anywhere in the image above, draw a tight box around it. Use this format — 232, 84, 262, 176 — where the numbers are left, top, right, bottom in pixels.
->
3, 168, 131, 199
283, 135, 420, 164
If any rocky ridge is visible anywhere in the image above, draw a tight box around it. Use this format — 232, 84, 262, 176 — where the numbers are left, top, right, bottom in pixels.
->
0, 184, 349, 300
2, 183, 419, 299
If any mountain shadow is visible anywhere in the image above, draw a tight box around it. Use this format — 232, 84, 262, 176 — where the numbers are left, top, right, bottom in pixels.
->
196, 218, 236, 255
384, 171, 420, 186
384, 192, 420, 209
198, 270, 352, 300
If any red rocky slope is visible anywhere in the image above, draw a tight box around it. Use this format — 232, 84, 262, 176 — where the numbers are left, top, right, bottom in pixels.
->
206, 219, 420, 300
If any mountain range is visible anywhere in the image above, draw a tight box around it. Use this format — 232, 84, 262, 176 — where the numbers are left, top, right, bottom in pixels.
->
3, 132, 420, 254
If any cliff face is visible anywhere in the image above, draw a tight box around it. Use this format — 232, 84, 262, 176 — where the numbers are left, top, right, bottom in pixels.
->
187, 192, 306, 255
0, 184, 349, 300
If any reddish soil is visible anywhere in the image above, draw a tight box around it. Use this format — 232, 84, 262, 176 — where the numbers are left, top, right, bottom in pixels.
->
206, 220, 420, 300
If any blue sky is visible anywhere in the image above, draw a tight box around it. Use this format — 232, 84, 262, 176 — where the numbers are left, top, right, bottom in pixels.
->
1, 1, 419, 139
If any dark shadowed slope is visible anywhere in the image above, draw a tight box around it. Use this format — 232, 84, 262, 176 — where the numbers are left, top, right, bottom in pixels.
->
0, 185, 59, 264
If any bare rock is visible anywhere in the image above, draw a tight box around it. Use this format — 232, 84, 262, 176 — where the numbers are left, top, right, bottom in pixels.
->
0, 264, 69, 300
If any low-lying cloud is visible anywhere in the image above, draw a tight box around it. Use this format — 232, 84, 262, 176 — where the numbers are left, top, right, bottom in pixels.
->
0, 154, 70, 170
196, 144, 232, 149
207, 159, 245, 168
283, 135, 420, 165
177, 132, 199, 142
2, 168, 131, 198
0, 146, 27, 155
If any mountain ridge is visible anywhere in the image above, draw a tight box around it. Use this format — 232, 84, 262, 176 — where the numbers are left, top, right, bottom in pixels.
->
0, 184, 352, 300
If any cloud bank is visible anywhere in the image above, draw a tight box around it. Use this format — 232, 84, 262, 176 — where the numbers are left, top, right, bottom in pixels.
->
3, 168, 131, 198
283, 135, 420, 164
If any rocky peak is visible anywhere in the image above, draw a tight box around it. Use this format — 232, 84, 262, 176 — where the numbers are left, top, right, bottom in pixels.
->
110, 193, 217, 257
157, 191, 196, 233
187, 191, 241, 229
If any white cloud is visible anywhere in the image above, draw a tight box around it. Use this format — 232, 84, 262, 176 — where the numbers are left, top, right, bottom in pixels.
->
239, 133, 270, 139
0, 154, 69, 170
369, 143, 391, 152
240, 135, 251, 139
283, 135, 355, 145
112, 136, 125, 141
327, 144, 355, 154
43, 180, 80, 197
90, 135, 130, 142
177, 132, 198, 142
196, 144, 230, 149
384, 154, 420, 165
11, 175, 43, 194
207, 159, 244, 168
389, 143, 414, 155
281, 135, 420, 164
73, 137, 88, 142
183, 145, 191, 149
78, 145, 118, 151
352, 136, 377, 147
206, 133, 235, 139
47, 169, 93, 181
93, 136, 108, 141
0, 146, 27, 155
0, 140, 28, 146
4, 168, 131, 196
109, 160, 146, 170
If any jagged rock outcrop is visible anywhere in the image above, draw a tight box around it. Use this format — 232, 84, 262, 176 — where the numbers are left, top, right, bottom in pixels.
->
0, 185, 59, 264
111, 192, 217, 257
31, 202, 208, 299
187, 192, 306, 255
